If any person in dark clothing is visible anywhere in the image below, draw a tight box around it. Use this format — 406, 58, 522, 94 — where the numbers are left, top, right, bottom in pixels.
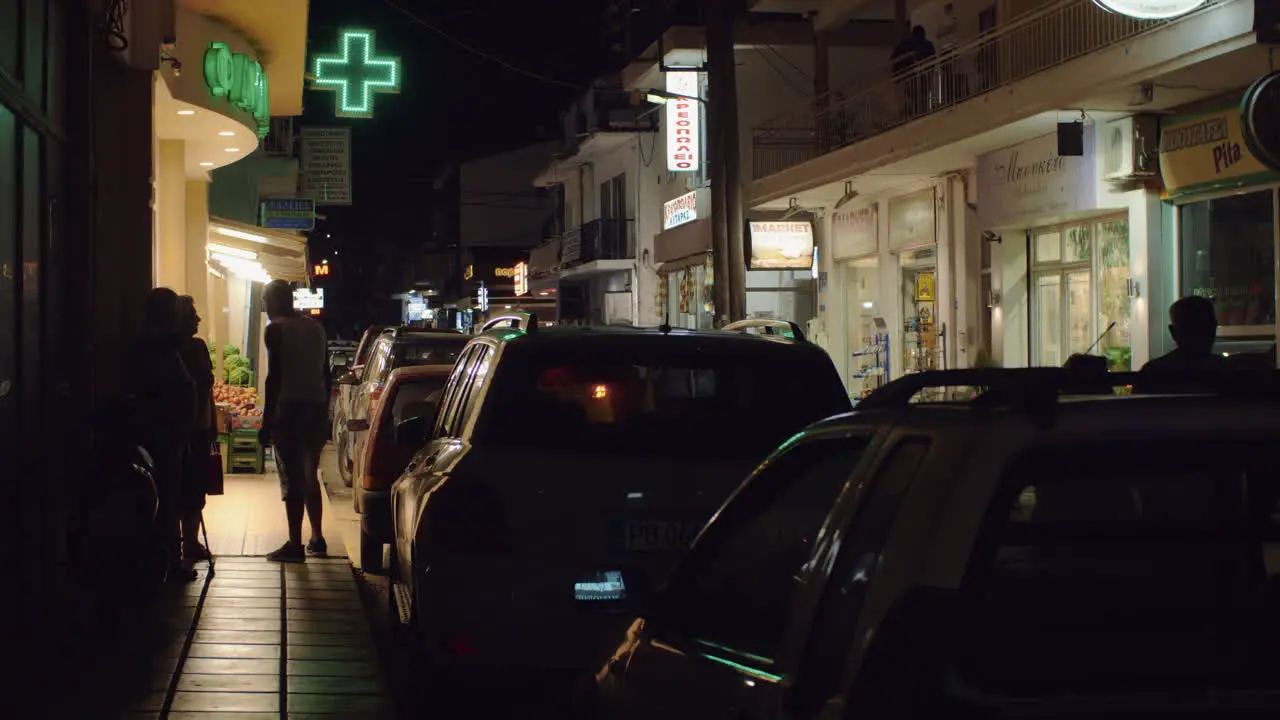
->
260, 280, 332, 563
890, 26, 937, 117
135, 287, 199, 582
176, 296, 215, 565
1141, 296, 1227, 373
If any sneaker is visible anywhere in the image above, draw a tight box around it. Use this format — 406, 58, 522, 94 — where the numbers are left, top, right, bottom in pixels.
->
267, 542, 306, 563
307, 538, 328, 557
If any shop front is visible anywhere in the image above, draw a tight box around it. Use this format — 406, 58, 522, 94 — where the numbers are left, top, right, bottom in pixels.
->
983, 125, 1146, 371
656, 190, 715, 329
1158, 100, 1280, 359
831, 203, 886, 398
745, 218, 818, 331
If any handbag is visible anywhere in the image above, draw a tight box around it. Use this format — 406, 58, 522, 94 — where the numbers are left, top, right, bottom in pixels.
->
207, 440, 225, 496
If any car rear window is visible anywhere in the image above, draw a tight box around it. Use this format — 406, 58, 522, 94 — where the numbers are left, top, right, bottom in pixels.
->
951, 437, 1280, 699
475, 343, 849, 455
379, 378, 447, 434
392, 337, 469, 368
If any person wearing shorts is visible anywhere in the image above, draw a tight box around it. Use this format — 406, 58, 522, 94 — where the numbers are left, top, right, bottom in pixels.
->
260, 280, 331, 563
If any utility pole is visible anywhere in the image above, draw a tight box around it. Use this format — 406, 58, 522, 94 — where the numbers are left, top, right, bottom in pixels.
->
706, 0, 747, 322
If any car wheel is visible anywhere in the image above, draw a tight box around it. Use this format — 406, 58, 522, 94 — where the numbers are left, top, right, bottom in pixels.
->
360, 529, 383, 573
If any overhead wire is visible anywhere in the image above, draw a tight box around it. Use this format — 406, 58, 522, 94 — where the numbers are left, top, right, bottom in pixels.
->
381, 0, 587, 90
754, 45, 812, 97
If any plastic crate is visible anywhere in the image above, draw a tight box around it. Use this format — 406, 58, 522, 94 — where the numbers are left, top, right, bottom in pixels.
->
226, 428, 264, 474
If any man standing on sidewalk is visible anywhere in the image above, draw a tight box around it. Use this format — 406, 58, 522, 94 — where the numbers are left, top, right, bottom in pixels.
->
260, 280, 331, 563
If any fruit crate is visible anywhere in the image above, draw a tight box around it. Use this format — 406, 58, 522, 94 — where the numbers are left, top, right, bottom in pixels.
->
226, 428, 264, 474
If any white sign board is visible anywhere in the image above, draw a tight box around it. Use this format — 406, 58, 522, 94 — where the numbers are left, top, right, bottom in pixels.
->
976, 126, 1096, 230
665, 72, 701, 172
887, 188, 937, 250
748, 221, 815, 270
663, 190, 698, 230
292, 288, 324, 310
1093, 0, 1205, 19
513, 261, 528, 296
300, 126, 353, 206
831, 204, 878, 259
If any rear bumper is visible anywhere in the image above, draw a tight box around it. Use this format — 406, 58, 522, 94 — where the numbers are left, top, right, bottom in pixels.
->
417, 559, 636, 672
358, 489, 393, 541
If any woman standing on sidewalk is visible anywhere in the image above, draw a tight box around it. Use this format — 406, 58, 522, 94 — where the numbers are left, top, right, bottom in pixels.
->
176, 296, 215, 565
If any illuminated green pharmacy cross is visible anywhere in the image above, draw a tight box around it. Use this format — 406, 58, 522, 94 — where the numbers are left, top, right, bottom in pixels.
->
313, 31, 401, 118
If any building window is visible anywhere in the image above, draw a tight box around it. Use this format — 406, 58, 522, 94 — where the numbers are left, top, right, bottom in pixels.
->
1178, 189, 1277, 331
1031, 217, 1132, 369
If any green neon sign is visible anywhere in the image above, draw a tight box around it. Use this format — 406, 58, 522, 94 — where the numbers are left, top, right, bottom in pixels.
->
203, 42, 270, 139
311, 30, 401, 119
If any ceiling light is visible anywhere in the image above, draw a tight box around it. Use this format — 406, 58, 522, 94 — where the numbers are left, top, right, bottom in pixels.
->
213, 226, 268, 243
177, 109, 196, 116
224, 147, 240, 153
199, 162, 214, 167
218, 130, 235, 137
207, 243, 257, 259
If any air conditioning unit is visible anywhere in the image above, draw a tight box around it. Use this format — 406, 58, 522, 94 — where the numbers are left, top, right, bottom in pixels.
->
1103, 115, 1159, 183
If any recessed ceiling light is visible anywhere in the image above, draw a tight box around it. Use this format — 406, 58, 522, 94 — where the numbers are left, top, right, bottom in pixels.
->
218, 130, 235, 137
224, 148, 240, 153
199, 162, 214, 167
176, 109, 196, 116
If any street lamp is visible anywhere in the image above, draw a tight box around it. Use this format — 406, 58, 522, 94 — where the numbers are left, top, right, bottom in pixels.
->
635, 88, 704, 106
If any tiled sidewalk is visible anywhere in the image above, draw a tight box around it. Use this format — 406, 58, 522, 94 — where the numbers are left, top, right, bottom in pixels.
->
114, 557, 393, 719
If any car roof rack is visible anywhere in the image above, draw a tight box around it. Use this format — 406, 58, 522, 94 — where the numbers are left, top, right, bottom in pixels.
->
480, 311, 539, 335
722, 318, 807, 342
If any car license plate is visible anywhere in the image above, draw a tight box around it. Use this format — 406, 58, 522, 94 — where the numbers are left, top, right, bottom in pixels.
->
625, 520, 696, 552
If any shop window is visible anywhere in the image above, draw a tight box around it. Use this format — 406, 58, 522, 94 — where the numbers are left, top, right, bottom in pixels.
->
1178, 190, 1277, 330
1030, 218, 1132, 369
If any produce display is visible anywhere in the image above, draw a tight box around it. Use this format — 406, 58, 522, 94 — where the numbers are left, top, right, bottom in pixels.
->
214, 383, 260, 414
209, 342, 255, 386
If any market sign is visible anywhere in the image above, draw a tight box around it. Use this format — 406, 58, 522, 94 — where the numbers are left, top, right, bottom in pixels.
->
748, 221, 815, 270
1091, 0, 1205, 19
513, 261, 529, 296
1159, 105, 1272, 196
260, 198, 316, 230
665, 71, 701, 172
203, 42, 270, 138
831, 204, 878, 260
292, 288, 324, 311
1241, 72, 1280, 174
663, 190, 698, 230
311, 30, 401, 119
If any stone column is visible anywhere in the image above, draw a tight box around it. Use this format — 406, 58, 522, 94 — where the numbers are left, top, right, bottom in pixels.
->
155, 139, 186, 290
185, 177, 210, 324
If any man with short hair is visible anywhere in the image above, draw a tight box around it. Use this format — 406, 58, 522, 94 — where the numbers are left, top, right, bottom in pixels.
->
260, 280, 331, 563
1141, 296, 1227, 373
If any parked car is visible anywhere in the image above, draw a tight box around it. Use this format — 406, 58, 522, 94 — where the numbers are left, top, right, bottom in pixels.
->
388, 313, 851, 679
327, 342, 358, 421
585, 367, 1280, 719
348, 365, 451, 572
335, 328, 468, 487
332, 325, 390, 445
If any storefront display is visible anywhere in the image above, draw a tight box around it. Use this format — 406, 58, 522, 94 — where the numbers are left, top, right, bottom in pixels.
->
844, 259, 887, 400
1160, 100, 1280, 344
665, 256, 714, 329
901, 250, 941, 374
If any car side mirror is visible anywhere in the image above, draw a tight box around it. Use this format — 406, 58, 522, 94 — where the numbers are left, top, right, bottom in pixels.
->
395, 415, 431, 448
346, 418, 370, 432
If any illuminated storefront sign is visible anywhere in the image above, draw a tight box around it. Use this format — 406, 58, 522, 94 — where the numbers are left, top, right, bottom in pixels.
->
748, 221, 815, 270
292, 288, 324, 310
1159, 105, 1270, 196
663, 191, 698, 230
203, 42, 270, 138
260, 198, 316, 230
494, 265, 520, 278
513, 262, 529, 296
1091, 0, 1205, 19
665, 71, 701, 172
312, 29, 401, 119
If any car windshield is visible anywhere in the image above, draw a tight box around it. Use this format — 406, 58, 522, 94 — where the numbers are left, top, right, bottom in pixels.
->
950, 436, 1280, 702
476, 342, 849, 455
392, 337, 468, 368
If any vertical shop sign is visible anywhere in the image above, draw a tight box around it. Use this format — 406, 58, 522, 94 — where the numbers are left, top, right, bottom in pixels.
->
665, 71, 701, 172
887, 188, 937, 250
203, 42, 271, 138
300, 127, 353, 206
831, 204, 878, 259
513, 261, 529, 296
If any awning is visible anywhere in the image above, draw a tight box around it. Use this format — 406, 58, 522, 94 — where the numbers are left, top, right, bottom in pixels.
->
655, 217, 711, 264
207, 216, 308, 282
657, 252, 711, 276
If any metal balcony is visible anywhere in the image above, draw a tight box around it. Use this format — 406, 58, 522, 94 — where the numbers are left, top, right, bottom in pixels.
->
751, 0, 1228, 180
529, 219, 636, 276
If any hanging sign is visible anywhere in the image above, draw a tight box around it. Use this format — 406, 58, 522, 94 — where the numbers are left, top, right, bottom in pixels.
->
831, 204, 878, 260
311, 29, 401, 119
260, 198, 316, 230
663, 191, 698, 230
203, 42, 270, 138
748, 221, 815, 270
513, 262, 529, 296
665, 72, 701, 172
1091, 0, 1205, 20
1241, 71, 1280, 173
1159, 106, 1271, 195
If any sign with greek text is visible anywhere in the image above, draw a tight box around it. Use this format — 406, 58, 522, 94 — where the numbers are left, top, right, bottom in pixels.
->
300, 127, 353, 206
665, 72, 701, 172
1159, 106, 1271, 196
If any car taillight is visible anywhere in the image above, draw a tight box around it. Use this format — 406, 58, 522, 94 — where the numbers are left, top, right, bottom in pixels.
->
427, 481, 514, 555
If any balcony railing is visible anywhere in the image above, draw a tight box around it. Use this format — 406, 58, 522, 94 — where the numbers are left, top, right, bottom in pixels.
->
752, 0, 1226, 180
530, 218, 636, 274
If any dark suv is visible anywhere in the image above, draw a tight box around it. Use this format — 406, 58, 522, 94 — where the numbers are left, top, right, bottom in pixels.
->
387, 312, 851, 676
